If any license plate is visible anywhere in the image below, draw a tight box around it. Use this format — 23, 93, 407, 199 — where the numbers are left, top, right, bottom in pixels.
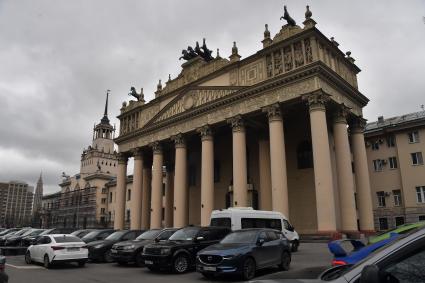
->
67, 247, 79, 251
145, 260, 153, 265
111, 250, 117, 253
203, 266, 216, 271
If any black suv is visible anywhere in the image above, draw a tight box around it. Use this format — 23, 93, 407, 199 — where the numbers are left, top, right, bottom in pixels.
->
111, 228, 177, 266
142, 226, 230, 273
81, 229, 115, 244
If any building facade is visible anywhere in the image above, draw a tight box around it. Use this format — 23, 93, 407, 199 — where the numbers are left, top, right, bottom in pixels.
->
365, 111, 425, 231
40, 191, 61, 228
32, 173, 44, 227
0, 181, 34, 227
112, 7, 375, 236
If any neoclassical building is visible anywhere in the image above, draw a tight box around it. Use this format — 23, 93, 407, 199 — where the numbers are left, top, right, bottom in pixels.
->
114, 7, 375, 235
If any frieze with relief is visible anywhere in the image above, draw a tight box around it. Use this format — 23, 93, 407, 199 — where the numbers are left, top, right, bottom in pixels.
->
319, 80, 362, 116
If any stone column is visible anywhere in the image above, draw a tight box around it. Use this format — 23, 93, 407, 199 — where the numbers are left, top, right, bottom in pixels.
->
172, 134, 188, 228
350, 118, 375, 232
150, 142, 163, 229
130, 148, 143, 229
263, 104, 289, 217
114, 153, 128, 230
304, 92, 337, 233
333, 106, 358, 232
258, 139, 272, 211
164, 169, 174, 228
227, 115, 248, 207
198, 125, 214, 226
141, 165, 151, 229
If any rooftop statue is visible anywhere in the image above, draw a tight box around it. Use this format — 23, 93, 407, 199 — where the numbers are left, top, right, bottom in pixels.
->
179, 38, 214, 62
280, 5, 296, 26
128, 86, 145, 102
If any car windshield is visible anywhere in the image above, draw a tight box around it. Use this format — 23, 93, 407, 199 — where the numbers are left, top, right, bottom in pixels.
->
0, 230, 12, 236
54, 235, 82, 243
27, 229, 44, 236
221, 230, 258, 244
136, 230, 160, 240
82, 231, 100, 239
169, 228, 199, 241
70, 230, 83, 236
105, 231, 127, 241
39, 229, 54, 236
14, 229, 29, 236
22, 229, 37, 236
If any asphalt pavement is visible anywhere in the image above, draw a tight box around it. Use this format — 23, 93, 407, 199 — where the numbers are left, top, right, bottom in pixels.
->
5, 243, 332, 283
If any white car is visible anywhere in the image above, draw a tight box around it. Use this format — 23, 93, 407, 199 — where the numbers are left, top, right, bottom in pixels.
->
25, 234, 88, 268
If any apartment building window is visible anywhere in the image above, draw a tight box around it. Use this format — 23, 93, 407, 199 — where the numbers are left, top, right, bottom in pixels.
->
408, 131, 420, 143
393, 190, 402, 206
416, 186, 425, 203
395, 216, 405, 227
419, 215, 425, 221
162, 183, 166, 196
379, 217, 388, 230
377, 191, 386, 207
101, 198, 106, 204
411, 152, 424, 165
126, 210, 130, 222
371, 142, 380, 151
101, 188, 107, 194
373, 159, 384, 172
100, 208, 105, 214
127, 189, 131, 201
109, 192, 113, 203
389, 157, 398, 169
387, 135, 396, 147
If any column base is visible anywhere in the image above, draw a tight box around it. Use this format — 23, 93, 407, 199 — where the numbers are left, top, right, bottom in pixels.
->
360, 230, 376, 236
316, 230, 343, 240
341, 230, 361, 239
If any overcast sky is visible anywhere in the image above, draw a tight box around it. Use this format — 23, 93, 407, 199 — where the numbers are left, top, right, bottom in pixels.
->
0, 0, 424, 194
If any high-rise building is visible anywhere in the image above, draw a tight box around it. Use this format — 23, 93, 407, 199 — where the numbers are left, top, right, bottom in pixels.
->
0, 181, 34, 227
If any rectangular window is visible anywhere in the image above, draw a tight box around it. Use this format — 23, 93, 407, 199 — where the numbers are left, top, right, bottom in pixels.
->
408, 131, 420, 143
101, 198, 106, 204
393, 190, 402, 206
419, 215, 425, 221
100, 208, 105, 214
395, 216, 405, 227
101, 188, 107, 194
241, 218, 282, 231
373, 159, 384, 171
127, 189, 131, 201
109, 192, 113, 203
379, 217, 388, 230
371, 142, 380, 150
411, 152, 424, 165
162, 183, 166, 196
416, 186, 425, 203
389, 157, 398, 169
377, 191, 386, 207
387, 135, 396, 147
126, 209, 130, 222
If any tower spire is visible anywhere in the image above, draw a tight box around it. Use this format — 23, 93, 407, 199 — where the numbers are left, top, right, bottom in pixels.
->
101, 90, 110, 124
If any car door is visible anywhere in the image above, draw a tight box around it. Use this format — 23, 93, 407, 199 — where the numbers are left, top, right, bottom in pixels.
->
282, 219, 295, 241
31, 236, 44, 262
266, 231, 282, 265
253, 231, 270, 268
121, 231, 137, 241
34, 236, 51, 262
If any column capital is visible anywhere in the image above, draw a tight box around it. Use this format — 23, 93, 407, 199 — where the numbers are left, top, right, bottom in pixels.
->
171, 133, 186, 148
349, 117, 367, 134
150, 141, 163, 154
262, 103, 282, 122
227, 115, 245, 132
197, 125, 213, 141
333, 104, 351, 124
132, 147, 144, 160
303, 90, 330, 112
117, 152, 129, 165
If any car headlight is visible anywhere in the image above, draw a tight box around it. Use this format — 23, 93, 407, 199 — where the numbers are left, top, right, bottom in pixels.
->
222, 255, 234, 260
160, 248, 171, 255
94, 244, 104, 249
123, 245, 135, 250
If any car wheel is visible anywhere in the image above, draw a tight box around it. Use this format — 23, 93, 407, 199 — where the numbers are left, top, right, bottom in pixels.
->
25, 251, 32, 264
173, 254, 189, 273
78, 260, 86, 267
279, 251, 291, 271
201, 272, 215, 279
242, 257, 256, 281
291, 240, 299, 252
43, 254, 51, 269
104, 250, 114, 263
135, 252, 144, 267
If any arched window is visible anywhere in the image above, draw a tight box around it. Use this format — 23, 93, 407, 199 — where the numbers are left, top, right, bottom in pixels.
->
297, 140, 313, 169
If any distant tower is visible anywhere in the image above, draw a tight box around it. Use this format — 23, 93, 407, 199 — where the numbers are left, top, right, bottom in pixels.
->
33, 173, 43, 214
80, 90, 118, 175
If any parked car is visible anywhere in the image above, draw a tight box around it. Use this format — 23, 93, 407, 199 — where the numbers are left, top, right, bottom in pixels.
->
81, 229, 115, 243
197, 228, 291, 280
5, 229, 45, 246
264, 226, 425, 283
87, 230, 143, 262
25, 234, 88, 268
328, 232, 400, 266
210, 207, 300, 252
0, 255, 8, 283
111, 228, 177, 266
0, 228, 32, 246
70, 229, 95, 239
142, 226, 231, 273
0, 229, 20, 237
368, 221, 425, 244
21, 228, 56, 247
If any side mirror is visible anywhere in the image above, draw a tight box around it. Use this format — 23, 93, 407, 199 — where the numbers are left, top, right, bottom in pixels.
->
257, 238, 265, 246
195, 236, 204, 242
154, 238, 160, 243
288, 226, 295, 232
359, 265, 380, 283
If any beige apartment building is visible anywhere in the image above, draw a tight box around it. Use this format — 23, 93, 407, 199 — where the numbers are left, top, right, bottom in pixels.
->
111, 7, 375, 236
365, 111, 425, 231
0, 181, 34, 227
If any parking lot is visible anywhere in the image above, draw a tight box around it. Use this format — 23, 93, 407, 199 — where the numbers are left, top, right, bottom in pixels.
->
5, 243, 332, 283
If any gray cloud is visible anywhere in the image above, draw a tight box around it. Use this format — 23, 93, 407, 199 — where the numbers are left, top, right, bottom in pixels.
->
0, 0, 424, 193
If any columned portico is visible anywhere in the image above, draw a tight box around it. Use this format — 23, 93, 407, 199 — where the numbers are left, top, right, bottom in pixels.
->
114, 154, 128, 230
305, 92, 337, 233
131, 149, 143, 229
351, 118, 375, 232
264, 104, 289, 217
228, 115, 248, 207
150, 142, 163, 229
198, 125, 214, 226
172, 134, 188, 228
333, 106, 358, 232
